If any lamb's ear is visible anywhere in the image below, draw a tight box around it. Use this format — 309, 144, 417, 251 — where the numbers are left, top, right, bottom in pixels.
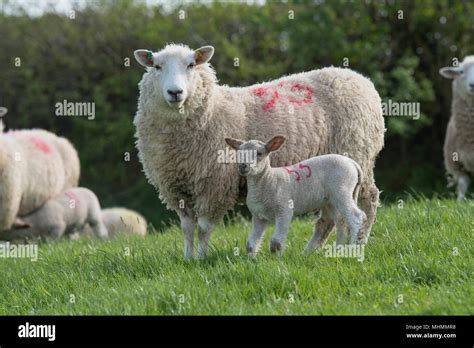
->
195, 46, 214, 65
266, 135, 286, 153
12, 218, 31, 230
225, 137, 244, 150
439, 66, 463, 79
134, 49, 155, 68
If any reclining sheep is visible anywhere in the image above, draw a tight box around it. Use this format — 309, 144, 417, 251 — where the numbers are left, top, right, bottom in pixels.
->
101, 208, 147, 237
0, 188, 108, 241
440, 55, 474, 201
133, 43, 385, 259
226, 136, 365, 256
0, 124, 80, 230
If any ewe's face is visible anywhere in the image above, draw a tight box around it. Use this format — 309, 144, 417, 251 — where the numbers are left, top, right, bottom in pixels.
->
225, 136, 286, 177
134, 45, 214, 109
440, 56, 474, 97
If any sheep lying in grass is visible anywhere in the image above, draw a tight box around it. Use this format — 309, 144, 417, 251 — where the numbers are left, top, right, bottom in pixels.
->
0, 188, 107, 241
0, 126, 80, 230
133, 43, 384, 259
101, 208, 147, 237
440, 55, 474, 201
225, 136, 365, 256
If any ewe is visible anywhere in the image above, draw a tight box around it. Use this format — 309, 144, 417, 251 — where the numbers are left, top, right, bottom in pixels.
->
133, 44, 384, 259
0, 188, 107, 241
0, 126, 80, 230
226, 136, 365, 256
440, 56, 474, 201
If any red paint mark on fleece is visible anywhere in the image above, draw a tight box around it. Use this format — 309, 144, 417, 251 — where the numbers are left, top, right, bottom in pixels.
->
252, 86, 280, 112
253, 81, 314, 112
63, 191, 80, 205
283, 163, 312, 183
28, 136, 51, 154
298, 163, 312, 178
288, 83, 314, 106
9, 132, 52, 154
283, 166, 301, 182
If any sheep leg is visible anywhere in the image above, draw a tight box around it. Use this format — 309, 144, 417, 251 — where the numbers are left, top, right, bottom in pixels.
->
335, 196, 366, 245
197, 217, 214, 259
178, 209, 195, 260
304, 206, 335, 253
270, 213, 293, 255
247, 216, 268, 257
335, 218, 350, 245
456, 174, 470, 201
357, 183, 379, 244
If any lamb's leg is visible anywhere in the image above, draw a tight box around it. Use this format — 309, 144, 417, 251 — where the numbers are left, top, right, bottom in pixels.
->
304, 206, 335, 253
335, 217, 350, 245
197, 217, 214, 259
334, 194, 366, 245
357, 183, 379, 244
247, 216, 268, 257
457, 174, 470, 201
270, 213, 293, 255
178, 209, 195, 260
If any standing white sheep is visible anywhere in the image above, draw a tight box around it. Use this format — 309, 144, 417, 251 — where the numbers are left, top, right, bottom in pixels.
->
133, 44, 385, 259
0, 126, 80, 230
0, 188, 108, 241
440, 55, 474, 201
225, 136, 365, 256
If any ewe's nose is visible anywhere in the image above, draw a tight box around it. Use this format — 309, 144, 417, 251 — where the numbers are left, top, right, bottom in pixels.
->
167, 89, 183, 98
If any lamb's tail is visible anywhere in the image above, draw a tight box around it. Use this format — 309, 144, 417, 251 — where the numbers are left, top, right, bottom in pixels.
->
351, 159, 363, 204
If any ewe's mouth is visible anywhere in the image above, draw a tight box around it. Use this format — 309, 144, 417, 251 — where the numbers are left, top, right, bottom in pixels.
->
166, 99, 184, 108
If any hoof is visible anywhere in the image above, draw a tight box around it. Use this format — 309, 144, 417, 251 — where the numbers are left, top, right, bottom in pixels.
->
270, 239, 282, 253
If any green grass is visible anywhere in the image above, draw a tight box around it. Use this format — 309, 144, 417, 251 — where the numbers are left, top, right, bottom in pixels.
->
0, 198, 472, 315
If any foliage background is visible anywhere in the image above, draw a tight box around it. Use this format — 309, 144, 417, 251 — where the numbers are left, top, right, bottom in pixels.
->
0, 0, 473, 228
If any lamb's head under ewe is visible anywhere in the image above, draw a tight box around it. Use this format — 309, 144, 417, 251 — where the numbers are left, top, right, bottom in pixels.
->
225, 136, 286, 177
440, 55, 474, 97
134, 44, 215, 110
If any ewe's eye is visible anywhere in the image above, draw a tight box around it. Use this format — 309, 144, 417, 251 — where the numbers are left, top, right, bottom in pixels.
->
187, 63, 195, 69
155, 65, 161, 71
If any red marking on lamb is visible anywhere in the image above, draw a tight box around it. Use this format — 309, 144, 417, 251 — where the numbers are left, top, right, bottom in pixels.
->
298, 163, 312, 178
63, 191, 80, 206
283, 166, 301, 182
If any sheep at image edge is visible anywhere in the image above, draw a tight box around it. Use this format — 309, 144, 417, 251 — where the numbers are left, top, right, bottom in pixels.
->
133, 43, 385, 259
0, 124, 80, 230
440, 55, 474, 201
0, 187, 107, 241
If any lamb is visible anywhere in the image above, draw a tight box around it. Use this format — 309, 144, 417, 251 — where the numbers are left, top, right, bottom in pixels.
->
101, 208, 147, 237
225, 136, 366, 256
133, 43, 385, 259
439, 55, 474, 201
0, 188, 108, 241
0, 125, 81, 230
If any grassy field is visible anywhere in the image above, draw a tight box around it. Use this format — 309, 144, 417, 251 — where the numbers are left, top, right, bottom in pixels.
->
0, 198, 472, 315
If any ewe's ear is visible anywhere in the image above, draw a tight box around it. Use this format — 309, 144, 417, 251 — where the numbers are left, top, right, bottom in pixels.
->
225, 138, 244, 150
12, 218, 31, 230
439, 66, 463, 79
195, 46, 214, 65
134, 49, 155, 68
266, 135, 286, 153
